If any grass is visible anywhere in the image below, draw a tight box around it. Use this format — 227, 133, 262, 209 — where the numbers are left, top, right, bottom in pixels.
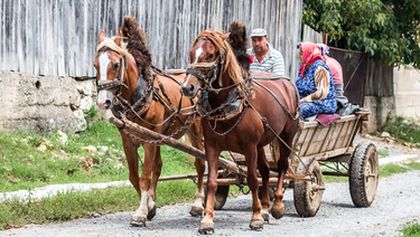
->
321, 161, 420, 183
0, 180, 196, 229
401, 222, 420, 237
383, 116, 420, 147
377, 148, 390, 158
380, 161, 420, 177
0, 108, 195, 192
0, 108, 199, 229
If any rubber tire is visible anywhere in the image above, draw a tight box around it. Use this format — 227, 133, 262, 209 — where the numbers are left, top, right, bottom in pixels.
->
293, 159, 324, 217
205, 185, 230, 210
349, 142, 379, 207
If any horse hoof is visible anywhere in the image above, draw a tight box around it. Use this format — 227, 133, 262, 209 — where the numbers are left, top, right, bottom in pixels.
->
130, 216, 146, 227
147, 205, 157, 221
198, 220, 214, 235
249, 218, 264, 230
190, 206, 204, 217
261, 211, 270, 224
198, 227, 214, 235
271, 205, 285, 219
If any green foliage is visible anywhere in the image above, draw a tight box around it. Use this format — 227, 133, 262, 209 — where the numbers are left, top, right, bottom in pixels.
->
383, 117, 420, 146
303, 0, 420, 68
402, 222, 420, 237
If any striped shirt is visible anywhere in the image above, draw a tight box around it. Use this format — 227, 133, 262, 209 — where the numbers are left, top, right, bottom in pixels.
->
247, 44, 285, 76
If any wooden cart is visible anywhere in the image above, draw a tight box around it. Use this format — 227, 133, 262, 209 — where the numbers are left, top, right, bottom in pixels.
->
205, 111, 379, 217
110, 110, 379, 218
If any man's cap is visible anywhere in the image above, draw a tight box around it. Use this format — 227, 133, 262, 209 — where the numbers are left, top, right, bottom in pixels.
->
250, 28, 267, 37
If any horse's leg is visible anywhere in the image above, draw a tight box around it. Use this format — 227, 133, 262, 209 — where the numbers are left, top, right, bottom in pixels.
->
187, 132, 206, 217
247, 145, 264, 230
146, 145, 162, 221
257, 146, 271, 223
272, 136, 292, 219
120, 133, 146, 225
198, 146, 220, 234
131, 143, 157, 227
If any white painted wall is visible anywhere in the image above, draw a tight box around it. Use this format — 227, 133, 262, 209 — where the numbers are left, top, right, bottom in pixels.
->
393, 66, 420, 119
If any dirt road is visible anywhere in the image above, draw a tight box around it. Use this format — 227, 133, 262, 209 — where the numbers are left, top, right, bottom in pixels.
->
1, 170, 419, 237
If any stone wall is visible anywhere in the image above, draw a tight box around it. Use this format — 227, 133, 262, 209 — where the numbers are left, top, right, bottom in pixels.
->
0, 71, 96, 133
393, 66, 420, 118
363, 96, 395, 132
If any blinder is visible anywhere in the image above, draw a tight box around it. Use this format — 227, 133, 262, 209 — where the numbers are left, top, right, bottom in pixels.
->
186, 53, 224, 87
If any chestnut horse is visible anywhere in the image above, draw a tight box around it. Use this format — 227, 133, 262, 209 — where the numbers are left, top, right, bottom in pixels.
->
93, 16, 205, 227
181, 30, 299, 233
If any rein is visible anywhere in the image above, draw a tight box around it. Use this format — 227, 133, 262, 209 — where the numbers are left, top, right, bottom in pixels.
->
253, 79, 300, 121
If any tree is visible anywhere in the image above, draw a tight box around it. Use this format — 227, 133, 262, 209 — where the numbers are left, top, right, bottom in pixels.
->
303, 0, 420, 68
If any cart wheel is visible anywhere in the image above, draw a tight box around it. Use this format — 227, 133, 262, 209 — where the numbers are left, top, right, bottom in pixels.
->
205, 185, 230, 210
349, 142, 379, 207
293, 159, 324, 217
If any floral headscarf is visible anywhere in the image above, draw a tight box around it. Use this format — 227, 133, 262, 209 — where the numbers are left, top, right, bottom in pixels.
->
317, 43, 330, 56
299, 42, 324, 77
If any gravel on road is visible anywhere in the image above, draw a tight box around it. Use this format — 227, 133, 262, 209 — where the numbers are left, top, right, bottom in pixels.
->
1, 170, 419, 237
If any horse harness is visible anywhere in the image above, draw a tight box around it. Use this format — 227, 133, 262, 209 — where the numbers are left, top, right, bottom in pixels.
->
96, 39, 197, 143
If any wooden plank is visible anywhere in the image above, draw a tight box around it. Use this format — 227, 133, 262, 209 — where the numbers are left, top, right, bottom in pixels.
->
301, 147, 350, 161
335, 121, 350, 148
299, 126, 317, 156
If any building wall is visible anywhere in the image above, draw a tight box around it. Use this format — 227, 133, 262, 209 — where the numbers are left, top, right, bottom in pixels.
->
393, 66, 420, 118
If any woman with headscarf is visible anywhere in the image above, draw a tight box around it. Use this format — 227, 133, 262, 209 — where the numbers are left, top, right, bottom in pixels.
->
317, 43, 349, 109
296, 42, 337, 119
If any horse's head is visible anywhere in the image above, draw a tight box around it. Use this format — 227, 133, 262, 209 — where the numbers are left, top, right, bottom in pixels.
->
93, 30, 131, 110
182, 30, 243, 99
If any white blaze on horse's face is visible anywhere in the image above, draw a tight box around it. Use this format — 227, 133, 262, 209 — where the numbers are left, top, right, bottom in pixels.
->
182, 47, 203, 88
96, 52, 115, 110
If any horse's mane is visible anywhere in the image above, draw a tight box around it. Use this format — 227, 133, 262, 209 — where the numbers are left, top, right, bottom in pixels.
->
120, 16, 152, 81
197, 31, 243, 83
227, 21, 250, 74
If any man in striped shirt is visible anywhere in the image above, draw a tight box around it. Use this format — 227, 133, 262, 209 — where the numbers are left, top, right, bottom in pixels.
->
246, 28, 285, 76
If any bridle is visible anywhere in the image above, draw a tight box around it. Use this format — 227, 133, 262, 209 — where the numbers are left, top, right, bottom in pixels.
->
186, 37, 225, 94
186, 36, 243, 95
96, 37, 129, 93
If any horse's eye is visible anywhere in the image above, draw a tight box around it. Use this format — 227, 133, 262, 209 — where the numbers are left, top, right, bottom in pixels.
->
113, 63, 119, 70
207, 54, 214, 60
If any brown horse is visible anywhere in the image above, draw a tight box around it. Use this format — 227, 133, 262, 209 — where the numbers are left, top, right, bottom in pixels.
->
181, 30, 299, 233
93, 16, 206, 227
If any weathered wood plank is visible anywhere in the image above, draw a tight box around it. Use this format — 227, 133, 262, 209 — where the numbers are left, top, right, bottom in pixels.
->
0, 0, 302, 79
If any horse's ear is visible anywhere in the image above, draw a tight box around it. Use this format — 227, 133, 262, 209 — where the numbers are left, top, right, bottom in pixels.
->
97, 31, 106, 43
114, 30, 122, 46
221, 32, 230, 40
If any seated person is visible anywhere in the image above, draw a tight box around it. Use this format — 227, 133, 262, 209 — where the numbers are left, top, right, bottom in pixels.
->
317, 43, 349, 109
296, 42, 337, 119
247, 28, 285, 77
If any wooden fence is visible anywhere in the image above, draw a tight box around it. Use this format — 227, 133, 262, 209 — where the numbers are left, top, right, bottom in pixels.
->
0, 0, 302, 78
